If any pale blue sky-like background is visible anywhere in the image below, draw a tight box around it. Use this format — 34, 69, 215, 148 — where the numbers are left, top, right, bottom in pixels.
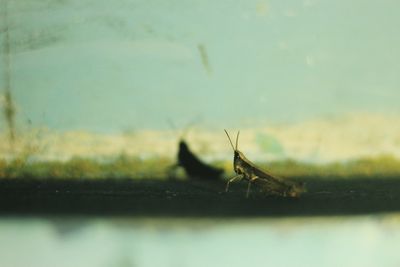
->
2, 0, 400, 133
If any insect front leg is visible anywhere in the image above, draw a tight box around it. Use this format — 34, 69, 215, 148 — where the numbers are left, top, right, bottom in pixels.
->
225, 174, 243, 192
246, 175, 260, 198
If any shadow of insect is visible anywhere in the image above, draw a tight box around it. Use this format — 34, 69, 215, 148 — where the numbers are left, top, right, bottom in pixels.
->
167, 121, 224, 181
173, 139, 224, 180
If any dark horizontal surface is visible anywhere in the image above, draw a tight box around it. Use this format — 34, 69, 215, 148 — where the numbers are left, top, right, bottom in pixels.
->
0, 177, 399, 217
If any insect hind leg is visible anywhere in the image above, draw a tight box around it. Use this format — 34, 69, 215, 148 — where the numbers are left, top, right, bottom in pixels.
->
246, 176, 260, 198
225, 174, 243, 192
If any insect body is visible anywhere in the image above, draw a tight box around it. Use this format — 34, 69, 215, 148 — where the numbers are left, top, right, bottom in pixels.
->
224, 130, 305, 197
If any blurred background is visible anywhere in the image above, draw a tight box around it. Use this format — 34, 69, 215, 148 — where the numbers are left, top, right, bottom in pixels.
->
1, 0, 400, 266
2, 0, 400, 166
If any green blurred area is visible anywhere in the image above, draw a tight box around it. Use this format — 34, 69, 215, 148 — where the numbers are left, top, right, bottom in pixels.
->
0, 155, 172, 179
1, 154, 400, 179
258, 154, 400, 178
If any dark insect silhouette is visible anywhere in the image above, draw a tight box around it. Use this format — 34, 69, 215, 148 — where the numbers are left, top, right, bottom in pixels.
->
167, 119, 223, 180
175, 139, 224, 180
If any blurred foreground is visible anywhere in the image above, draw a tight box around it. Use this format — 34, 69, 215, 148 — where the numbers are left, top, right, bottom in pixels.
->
0, 216, 400, 267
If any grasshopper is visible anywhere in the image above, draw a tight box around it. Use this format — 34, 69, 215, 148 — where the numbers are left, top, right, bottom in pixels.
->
224, 130, 305, 198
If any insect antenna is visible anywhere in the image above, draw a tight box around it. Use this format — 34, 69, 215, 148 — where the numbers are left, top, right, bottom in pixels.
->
235, 131, 240, 150
224, 129, 235, 151
166, 118, 196, 140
